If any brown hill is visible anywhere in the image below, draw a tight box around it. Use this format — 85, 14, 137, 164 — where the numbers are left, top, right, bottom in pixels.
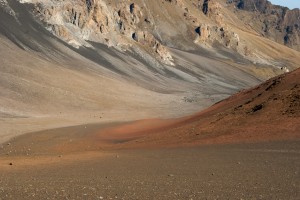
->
115, 67, 300, 148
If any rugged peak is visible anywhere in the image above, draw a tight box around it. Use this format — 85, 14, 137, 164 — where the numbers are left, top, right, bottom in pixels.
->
226, 0, 300, 51
235, 0, 271, 12
14, 0, 300, 66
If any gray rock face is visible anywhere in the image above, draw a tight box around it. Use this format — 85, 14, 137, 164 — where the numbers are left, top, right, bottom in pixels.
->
236, 0, 270, 12
229, 0, 300, 51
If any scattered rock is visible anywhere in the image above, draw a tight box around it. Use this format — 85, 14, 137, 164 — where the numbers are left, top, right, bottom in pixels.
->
251, 104, 263, 112
202, 0, 209, 15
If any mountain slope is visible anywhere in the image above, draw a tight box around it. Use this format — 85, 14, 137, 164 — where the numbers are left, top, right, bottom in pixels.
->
0, 0, 299, 143
120, 68, 300, 148
2, 68, 299, 154
227, 0, 300, 51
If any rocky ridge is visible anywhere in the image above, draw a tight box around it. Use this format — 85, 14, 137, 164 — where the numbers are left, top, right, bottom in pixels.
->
31, 0, 174, 65
227, 0, 300, 51
18, 0, 299, 67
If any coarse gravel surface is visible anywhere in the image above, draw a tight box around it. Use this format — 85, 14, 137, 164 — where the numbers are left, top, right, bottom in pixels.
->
0, 141, 299, 199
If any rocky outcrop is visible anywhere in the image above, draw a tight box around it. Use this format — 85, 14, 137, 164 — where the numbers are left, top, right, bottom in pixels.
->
17, 0, 299, 66
195, 24, 240, 49
235, 0, 271, 12
202, 0, 209, 15
132, 31, 173, 65
32, 0, 174, 65
194, 1, 240, 51
227, 0, 300, 51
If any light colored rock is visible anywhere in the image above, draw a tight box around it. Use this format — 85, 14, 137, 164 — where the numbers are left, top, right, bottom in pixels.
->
29, 0, 174, 65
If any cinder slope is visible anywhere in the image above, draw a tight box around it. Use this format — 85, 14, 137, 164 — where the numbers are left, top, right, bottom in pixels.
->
119, 68, 300, 148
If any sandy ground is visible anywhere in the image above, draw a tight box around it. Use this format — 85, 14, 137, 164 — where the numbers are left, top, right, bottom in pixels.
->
0, 141, 300, 199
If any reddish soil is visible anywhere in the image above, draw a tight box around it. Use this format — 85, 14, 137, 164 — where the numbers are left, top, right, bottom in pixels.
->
88, 67, 300, 149
116, 68, 300, 148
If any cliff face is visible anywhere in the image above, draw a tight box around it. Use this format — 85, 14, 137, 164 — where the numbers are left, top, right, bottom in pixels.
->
228, 0, 300, 51
10, 0, 297, 68
32, 0, 174, 64
20, 0, 298, 67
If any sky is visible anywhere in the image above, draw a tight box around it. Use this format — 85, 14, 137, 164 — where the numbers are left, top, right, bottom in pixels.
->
269, 0, 300, 9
